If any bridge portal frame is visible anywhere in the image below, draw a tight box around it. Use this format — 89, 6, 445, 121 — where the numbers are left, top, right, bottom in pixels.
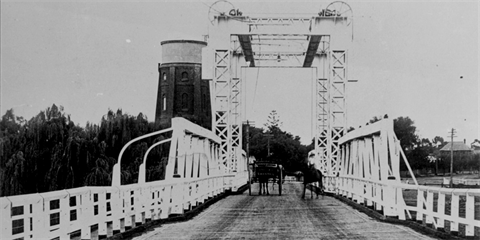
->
203, 10, 352, 178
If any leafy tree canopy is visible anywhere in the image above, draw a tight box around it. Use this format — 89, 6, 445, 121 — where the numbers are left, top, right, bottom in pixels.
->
0, 105, 168, 197
246, 110, 308, 173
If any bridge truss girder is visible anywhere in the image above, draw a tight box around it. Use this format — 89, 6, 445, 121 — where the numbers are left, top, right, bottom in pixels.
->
206, 11, 351, 176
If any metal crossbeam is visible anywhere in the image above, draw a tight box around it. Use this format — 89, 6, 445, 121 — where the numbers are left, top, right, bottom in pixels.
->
303, 35, 322, 67
234, 34, 329, 67
237, 35, 255, 66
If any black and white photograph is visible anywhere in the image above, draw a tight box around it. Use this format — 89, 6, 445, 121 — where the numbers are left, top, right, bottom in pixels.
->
1, 1, 478, 239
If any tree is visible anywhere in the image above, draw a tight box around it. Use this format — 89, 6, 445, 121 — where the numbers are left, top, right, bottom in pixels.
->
84, 158, 111, 186
246, 111, 308, 173
0, 105, 163, 196
394, 116, 418, 152
432, 136, 445, 147
364, 115, 426, 173
264, 110, 282, 132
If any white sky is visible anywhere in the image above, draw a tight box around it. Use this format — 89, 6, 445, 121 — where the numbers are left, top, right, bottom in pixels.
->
1, 0, 478, 145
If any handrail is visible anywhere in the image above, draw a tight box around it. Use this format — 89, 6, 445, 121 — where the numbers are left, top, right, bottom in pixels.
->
0, 116, 253, 239
0, 172, 248, 240
112, 127, 173, 186
336, 175, 479, 237
138, 138, 172, 184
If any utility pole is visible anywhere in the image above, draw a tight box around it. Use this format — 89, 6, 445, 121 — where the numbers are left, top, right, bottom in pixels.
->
448, 128, 456, 188
243, 120, 254, 195
268, 138, 271, 157
264, 134, 274, 159
246, 121, 251, 195
434, 142, 439, 176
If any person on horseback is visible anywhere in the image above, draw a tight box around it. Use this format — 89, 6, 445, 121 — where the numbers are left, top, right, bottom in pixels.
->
301, 159, 324, 199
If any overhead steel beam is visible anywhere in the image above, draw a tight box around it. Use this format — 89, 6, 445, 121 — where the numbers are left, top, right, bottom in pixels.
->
303, 35, 322, 67
237, 35, 255, 67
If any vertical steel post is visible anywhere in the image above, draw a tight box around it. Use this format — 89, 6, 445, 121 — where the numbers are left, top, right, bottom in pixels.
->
213, 49, 231, 172
329, 50, 347, 176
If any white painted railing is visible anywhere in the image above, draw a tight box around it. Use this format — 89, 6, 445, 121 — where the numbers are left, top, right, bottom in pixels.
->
403, 184, 480, 236
1, 117, 249, 239
336, 176, 409, 219
336, 176, 480, 237
336, 119, 479, 237
0, 174, 234, 240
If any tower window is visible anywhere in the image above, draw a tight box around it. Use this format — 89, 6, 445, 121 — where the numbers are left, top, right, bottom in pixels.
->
181, 93, 188, 110
181, 72, 188, 81
162, 94, 166, 111
163, 73, 167, 81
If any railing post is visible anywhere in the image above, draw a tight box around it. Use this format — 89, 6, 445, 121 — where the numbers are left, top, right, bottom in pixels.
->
79, 190, 92, 239
396, 186, 406, 220
352, 180, 361, 203
144, 187, 153, 222
345, 178, 351, 199
437, 191, 445, 231
159, 185, 171, 219
416, 188, 424, 223
0, 198, 11, 240
425, 189, 434, 227
111, 186, 122, 235
123, 188, 133, 230
170, 183, 184, 215
365, 181, 373, 207
134, 188, 144, 226
184, 182, 193, 211
465, 190, 474, 237
375, 183, 382, 212
384, 178, 397, 217
97, 189, 108, 238
27, 195, 42, 238
450, 190, 460, 235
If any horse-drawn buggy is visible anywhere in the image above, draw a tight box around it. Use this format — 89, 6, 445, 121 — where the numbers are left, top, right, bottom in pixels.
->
250, 161, 283, 196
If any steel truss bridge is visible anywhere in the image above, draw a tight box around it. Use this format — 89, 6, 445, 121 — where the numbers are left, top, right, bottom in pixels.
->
1, 1, 478, 239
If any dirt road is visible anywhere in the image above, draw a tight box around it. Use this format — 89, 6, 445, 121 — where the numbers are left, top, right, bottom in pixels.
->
133, 182, 434, 239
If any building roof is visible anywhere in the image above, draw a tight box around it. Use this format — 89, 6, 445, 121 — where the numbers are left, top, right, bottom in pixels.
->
439, 142, 472, 152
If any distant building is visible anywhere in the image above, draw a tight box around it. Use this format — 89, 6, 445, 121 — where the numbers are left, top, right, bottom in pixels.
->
155, 40, 212, 130
471, 139, 480, 154
439, 141, 472, 152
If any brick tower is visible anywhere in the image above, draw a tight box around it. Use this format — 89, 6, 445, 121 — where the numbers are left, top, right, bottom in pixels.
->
155, 40, 211, 130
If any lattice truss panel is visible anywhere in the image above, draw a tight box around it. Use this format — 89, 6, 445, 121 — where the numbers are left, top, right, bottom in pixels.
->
213, 50, 230, 171
315, 77, 328, 173
339, 119, 406, 181
329, 50, 346, 176
338, 119, 414, 218
213, 49, 243, 173
230, 77, 242, 173
315, 50, 346, 176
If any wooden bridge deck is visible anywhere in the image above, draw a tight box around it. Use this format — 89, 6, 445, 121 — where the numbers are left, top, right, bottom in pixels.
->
133, 182, 435, 239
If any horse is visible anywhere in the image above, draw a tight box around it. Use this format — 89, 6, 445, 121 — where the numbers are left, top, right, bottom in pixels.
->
301, 162, 324, 199
258, 175, 270, 195
270, 165, 284, 192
